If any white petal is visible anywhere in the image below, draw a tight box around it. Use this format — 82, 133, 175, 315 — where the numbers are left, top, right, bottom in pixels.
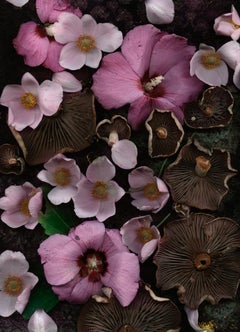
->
6, 0, 29, 7
85, 48, 102, 68
28, 309, 58, 332
233, 62, 240, 89
52, 71, 82, 92
218, 40, 240, 69
95, 23, 123, 52
145, 0, 175, 25
111, 140, 138, 169
184, 307, 205, 331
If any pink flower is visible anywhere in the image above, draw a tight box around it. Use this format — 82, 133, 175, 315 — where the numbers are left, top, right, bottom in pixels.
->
0, 250, 38, 317
0, 72, 63, 131
37, 153, 81, 205
28, 309, 58, 332
111, 139, 138, 169
52, 71, 82, 92
128, 166, 169, 213
0, 182, 42, 230
92, 24, 203, 130
51, 13, 123, 70
73, 156, 125, 222
38, 220, 140, 306
214, 5, 240, 41
145, 0, 174, 25
190, 43, 229, 86
6, 0, 29, 7
120, 215, 160, 263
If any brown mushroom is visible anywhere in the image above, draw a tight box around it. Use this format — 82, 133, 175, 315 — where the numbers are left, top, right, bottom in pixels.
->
154, 213, 240, 309
145, 109, 184, 158
9, 90, 96, 165
184, 86, 233, 129
163, 140, 236, 210
0, 143, 25, 175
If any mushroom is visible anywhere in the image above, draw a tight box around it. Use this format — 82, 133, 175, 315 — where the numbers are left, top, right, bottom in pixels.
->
77, 285, 181, 332
184, 86, 233, 129
154, 213, 240, 309
145, 109, 184, 158
0, 143, 25, 175
163, 140, 236, 210
9, 90, 96, 165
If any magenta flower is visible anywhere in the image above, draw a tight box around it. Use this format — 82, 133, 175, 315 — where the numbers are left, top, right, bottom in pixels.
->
37, 153, 81, 205
0, 72, 63, 131
92, 24, 203, 130
0, 250, 38, 317
38, 220, 140, 306
190, 43, 229, 86
73, 156, 125, 222
145, 0, 175, 25
214, 5, 240, 41
0, 182, 42, 230
128, 166, 169, 213
120, 215, 160, 263
51, 13, 123, 70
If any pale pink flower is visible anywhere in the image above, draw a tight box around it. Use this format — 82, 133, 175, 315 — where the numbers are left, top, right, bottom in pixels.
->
145, 0, 174, 25
0, 72, 63, 131
128, 166, 169, 213
92, 24, 203, 130
6, 0, 29, 7
73, 156, 125, 222
111, 139, 138, 170
214, 5, 240, 41
0, 182, 42, 230
52, 13, 123, 70
120, 215, 160, 263
190, 43, 229, 86
28, 309, 58, 332
0, 250, 38, 317
38, 220, 140, 306
52, 71, 82, 92
37, 153, 81, 205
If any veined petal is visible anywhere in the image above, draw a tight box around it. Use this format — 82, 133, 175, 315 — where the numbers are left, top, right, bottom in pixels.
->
52, 12, 82, 44
86, 156, 115, 183
97, 198, 116, 222
43, 41, 64, 72
70, 277, 102, 303
111, 140, 138, 169
218, 41, 240, 69
128, 166, 154, 188
21, 72, 39, 95
127, 95, 153, 130
140, 239, 159, 262
35, 0, 53, 23
38, 80, 63, 115
194, 62, 228, 86
95, 23, 123, 52
0, 250, 29, 275
59, 42, 86, 70
52, 71, 82, 92
0, 85, 24, 107
81, 14, 97, 35
85, 48, 102, 68
145, 0, 175, 25
47, 186, 77, 205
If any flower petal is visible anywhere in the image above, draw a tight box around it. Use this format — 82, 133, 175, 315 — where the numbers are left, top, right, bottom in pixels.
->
184, 307, 203, 332
233, 62, 240, 89
127, 95, 153, 130
69, 277, 102, 303
43, 41, 64, 72
95, 23, 123, 52
140, 239, 158, 262
145, 0, 175, 25
81, 14, 97, 35
0, 292, 17, 317
86, 156, 115, 183
0, 85, 24, 107
0, 250, 29, 275
53, 12, 82, 44
38, 80, 63, 115
85, 48, 102, 68
128, 166, 154, 188
21, 72, 39, 95
111, 139, 138, 169
52, 71, 82, 92
218, 40, 240, 69
59, 42, 86, 70
6, 0, 29, 7
47, 186, 77, 205
194, 61, 228, 86
28, 309, 58, 332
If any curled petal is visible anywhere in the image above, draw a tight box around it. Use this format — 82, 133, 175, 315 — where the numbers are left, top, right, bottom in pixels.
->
145, 0, 175, 25
52, 71, 82, 92
38, 80, 63, 116
95, 23, 123, 52
111, 139, 138, 169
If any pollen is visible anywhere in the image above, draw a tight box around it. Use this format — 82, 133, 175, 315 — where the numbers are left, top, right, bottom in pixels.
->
201, 51, 221, 70
199, 320, 215, 332
143, 182, 160, 201
77, 35, 96, 52
20, 92, 37, 109
137, 226, 155, 244
54, 167, 71, 186
20, 197, 30, 216
92, 181, 108, 200
3, 276, 23, 297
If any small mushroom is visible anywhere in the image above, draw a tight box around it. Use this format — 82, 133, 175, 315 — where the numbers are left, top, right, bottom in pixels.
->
184, 86, 233, 129
145, 109, 184, 158
0, 143, 25, 175
9, 90, 96, 165
163, 140, 236, 210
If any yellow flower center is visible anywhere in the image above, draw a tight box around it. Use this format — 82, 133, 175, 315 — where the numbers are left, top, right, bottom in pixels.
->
137, 226, 155, 244
77, 35, 95, 52
199, 321, 215, 332
54, 167, 71, 186
201, 51, 221, 69
92, 181, 108, 200
20, 92, 37, 109
20, 197, 30, 216
143, 182, 160, 201
229, 19, 240, 29
3, 276, 23, 296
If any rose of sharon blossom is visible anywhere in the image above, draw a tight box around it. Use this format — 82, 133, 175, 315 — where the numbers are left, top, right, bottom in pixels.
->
37, 153, 81, 205
145, 0, 174, 25
92, 24, 203, 130
73, 156, 125, 222
0, 250, 38, 317
128, 166, 169, 213
120, 215, 160, 263
38, 221, 140, 307
190, 43, 229, 86
28, 309, 58, 332
51, 13, 123, 70
214, 5, 240, 41
0, 72, 63, 131
0, 182, 42, 230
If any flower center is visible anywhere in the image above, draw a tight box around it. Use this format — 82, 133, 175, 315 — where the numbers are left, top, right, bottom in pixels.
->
20, 197, 30, 216
137, 226, 155, 244
199, 321, 215, 332
230, 19, 240, 30
92, 181, 108, 199
54, 167, 71, 186
3, 276, 23, 296
78, 249, 107, 282
118, 325, 136, 332
156, 127, 168, 139
201, 52, 221, 69
20, 92, 37, 109
143, 182, 160, 201
195, 156, 211, 177
77, 35, 95, 52
143, 76, 164, 92
194, 253, 211, 271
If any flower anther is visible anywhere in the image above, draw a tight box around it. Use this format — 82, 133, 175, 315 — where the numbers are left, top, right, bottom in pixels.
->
78, 249, 107, 282
92, 181, 108, 199
3, 276, 23, 297
143, 183, 161, 200
77, 35, 96, 52
20, 92, 37, 109
201, 52, 221, 69
137, 226, 155, 244
20, 197, 31, 216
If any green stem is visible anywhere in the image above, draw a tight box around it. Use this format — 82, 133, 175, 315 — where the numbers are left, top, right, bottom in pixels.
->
156, 212, 171, 228
158, 158, 168, 177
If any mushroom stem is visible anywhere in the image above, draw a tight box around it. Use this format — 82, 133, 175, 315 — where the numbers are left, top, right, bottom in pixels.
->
118, 325, 136, 332
108, 130, 119, 147
195, 156, 211, 177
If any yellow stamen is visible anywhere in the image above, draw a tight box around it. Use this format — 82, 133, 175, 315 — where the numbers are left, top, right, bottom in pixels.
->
20, 92, 37, 109
20, 197, 30, 216
54, 167, 71, 186
143, 182, 160, 201
199, 321, 215, 332
137, 226, 155, 244
92, 181, 108, 199
77, 35, 95, 52
4, 276, 23, 296
201, 52, 221, 70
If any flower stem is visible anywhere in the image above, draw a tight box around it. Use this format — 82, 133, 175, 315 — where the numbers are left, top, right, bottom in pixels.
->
156, 213, 171, 228
158, 158, 168, 177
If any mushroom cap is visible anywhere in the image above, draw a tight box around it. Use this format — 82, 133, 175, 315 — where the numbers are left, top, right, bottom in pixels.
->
163, 140, 236, 210
9, 90, 96, 165
154, 213, 240, 309
0, 143, 25, 175
145, 109, 184, 158
77, 285, 181, 332
184, 86, 233, 129
96, 115, 131, 144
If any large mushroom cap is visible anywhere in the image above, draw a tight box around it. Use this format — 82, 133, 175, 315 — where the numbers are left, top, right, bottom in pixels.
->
184, 86, 233, 129
77, 285, 181, 332
9, 90, 96, 165
145, 109, 184, 158
96, 115, 131, 144
163, 140, 236, 210
0, 143, 25, 175
154, 213, 240, 309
